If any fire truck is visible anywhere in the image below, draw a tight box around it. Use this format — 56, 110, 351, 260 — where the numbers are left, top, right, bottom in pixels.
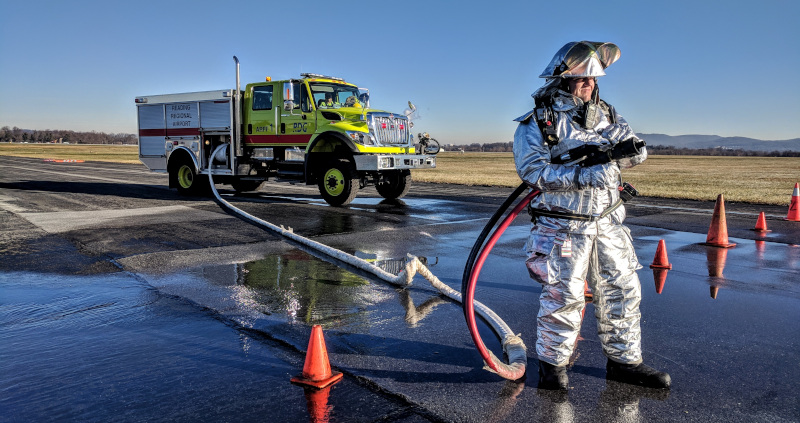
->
136, 57, 436, 206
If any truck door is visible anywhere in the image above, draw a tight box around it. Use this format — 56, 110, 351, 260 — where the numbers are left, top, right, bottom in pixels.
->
279, 81, 315, 148
245, 83, 278, 146
138, 104, 167, 171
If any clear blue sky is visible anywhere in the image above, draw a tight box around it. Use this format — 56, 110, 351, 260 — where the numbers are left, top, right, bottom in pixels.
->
1, 0, 798, 144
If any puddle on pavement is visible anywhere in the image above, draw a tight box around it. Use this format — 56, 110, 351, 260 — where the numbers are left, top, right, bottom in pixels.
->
636, 232, 800, 297
0, 271, 427, 422
238, 250, 398, 325
146, 247, 444, 335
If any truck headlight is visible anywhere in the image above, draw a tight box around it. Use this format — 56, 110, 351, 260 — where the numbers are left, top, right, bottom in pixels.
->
346, 131, 371, 145
380, 157, 394, 169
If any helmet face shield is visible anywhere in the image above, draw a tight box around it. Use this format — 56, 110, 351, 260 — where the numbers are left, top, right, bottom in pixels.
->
540, 41, 621, 78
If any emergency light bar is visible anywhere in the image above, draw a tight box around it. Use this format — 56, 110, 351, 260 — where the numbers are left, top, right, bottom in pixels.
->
300, 73, 344, 81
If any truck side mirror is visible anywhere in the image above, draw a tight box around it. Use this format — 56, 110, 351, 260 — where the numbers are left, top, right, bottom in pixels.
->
358, 88, 370, 108
283, 82, 295, 111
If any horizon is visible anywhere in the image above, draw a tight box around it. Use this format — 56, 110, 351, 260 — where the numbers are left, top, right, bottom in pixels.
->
2, 0, 798, 143
4, 126, 800, 146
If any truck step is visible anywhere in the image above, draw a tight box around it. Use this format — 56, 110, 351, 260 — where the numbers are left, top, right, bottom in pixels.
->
276, 170, 304, 178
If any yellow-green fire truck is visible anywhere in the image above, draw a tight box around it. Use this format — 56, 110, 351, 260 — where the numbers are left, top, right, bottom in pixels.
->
136, 56, 435, 206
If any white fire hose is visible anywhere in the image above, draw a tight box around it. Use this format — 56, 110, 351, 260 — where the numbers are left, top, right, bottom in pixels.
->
206, 145, 527, 379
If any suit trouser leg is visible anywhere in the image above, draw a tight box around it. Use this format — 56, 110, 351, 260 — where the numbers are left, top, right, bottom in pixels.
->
536, 233, 594, 366
590, 223, 642, 364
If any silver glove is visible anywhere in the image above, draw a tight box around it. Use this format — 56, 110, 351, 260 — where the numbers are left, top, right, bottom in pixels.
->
601, 124, 634, 145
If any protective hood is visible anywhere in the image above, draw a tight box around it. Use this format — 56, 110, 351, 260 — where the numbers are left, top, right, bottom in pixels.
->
539, 41, 621, 78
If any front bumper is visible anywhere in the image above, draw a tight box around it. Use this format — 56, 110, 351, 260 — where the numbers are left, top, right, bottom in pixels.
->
354, 154, 436, 171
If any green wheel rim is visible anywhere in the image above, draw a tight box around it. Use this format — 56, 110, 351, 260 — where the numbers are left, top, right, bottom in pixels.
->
178, 165, 194, 189
323, 168, 345, 196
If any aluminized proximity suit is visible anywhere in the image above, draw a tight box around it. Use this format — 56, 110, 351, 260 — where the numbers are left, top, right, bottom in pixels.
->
513, 90, 647, 367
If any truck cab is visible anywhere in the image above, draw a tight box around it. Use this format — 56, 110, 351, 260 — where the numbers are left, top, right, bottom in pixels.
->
237, 73, 435, 205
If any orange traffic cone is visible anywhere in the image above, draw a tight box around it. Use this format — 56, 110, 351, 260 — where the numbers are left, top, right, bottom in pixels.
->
652, 268, 668, 294
291, 325, 343, 389
787, 183, 800, 221
710, 286, 719, 299
649, 239, 672, 269
750, 212, 772, 232
702, 194, 737, 248
303, 386, 333, 423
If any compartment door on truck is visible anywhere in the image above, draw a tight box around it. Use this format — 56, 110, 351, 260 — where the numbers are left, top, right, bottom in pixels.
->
245, 84, 279, 146
138, 104, 167, 171
279, 81, 315, 147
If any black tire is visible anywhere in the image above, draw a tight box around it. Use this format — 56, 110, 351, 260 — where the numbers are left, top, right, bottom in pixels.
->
317, 158, 359, 206
376, 169, 411, 200
171, 160, 207, 196
231, 179, 263, 192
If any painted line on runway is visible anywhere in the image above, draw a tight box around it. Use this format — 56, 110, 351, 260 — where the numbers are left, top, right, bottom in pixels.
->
421, 217, 490, 226
19, 205, 233, 233
4, 164, 162, 185
0, 158, 151, 175
631, 203, 785, 219
57, 165, 155, 175
0, 195, 28, 213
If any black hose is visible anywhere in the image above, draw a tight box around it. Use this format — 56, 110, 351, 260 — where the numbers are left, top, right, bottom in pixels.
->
460, 182, 528, 318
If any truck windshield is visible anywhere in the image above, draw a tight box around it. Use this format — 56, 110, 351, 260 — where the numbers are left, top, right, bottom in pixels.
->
309, 82, 364, 109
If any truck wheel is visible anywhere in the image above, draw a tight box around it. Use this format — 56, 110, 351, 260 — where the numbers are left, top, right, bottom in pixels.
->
231, 179, 263, 192
376, 169, 411, 200
318, 159, 359, 206
172, 160, 206, 196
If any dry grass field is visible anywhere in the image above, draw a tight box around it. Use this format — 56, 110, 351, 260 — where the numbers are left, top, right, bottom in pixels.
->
411, 152, 799, 205
0, 143, 141, 164
2, 144, 797, 205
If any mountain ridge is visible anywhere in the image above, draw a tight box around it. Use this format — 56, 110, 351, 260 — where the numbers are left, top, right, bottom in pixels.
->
639, 133, 800, 152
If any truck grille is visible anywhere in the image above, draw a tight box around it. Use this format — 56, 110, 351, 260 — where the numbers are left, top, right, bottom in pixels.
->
369, 113, 409, 145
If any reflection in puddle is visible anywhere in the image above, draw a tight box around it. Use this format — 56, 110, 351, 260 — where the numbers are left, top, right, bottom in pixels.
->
706, 247, 728, 299
706, 247, 728, 278
397, 289, 447, 327
652, 268, 669, 294
597, 381, 669, 421
241, 251, 380, 325
301, 385, 334, 423
234, 250, 437, 327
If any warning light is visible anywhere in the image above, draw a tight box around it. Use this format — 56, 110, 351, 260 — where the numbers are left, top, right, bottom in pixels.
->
399, 124, 404, 130
266, 76, 272, 82
381, 123, 387, 129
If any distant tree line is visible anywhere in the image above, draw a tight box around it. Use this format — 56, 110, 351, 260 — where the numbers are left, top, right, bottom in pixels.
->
0, 126, 136, 145
443, 142, 514, 152
442, 142, 799, 157
647, 145, 800, 157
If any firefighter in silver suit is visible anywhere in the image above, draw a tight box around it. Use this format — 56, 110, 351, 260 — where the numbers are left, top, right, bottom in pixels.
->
513, 41, 670, 390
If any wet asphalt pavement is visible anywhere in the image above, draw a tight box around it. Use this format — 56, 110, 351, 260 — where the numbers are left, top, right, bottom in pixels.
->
1, 156, 799, 422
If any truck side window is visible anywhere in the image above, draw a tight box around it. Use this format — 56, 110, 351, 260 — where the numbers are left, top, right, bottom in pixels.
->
253, 85, 273, 111
292, 82, 311, 113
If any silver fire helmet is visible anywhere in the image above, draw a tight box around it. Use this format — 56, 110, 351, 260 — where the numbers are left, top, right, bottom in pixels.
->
539, 41, 621, 78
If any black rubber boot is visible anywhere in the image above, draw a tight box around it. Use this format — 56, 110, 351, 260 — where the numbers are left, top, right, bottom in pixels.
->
538, 361, 569, 390
606, 360, 671, 389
